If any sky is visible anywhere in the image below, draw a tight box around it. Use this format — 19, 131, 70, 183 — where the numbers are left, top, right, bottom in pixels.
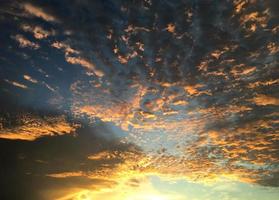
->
0, 0, 278, 199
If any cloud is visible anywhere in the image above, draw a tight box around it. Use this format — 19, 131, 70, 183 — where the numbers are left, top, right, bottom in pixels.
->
23, 75, 38, 83
68, 73, 279, 187
51, 41, 79, 54
65, 56, 104, 77
12, 34, 40, 49
166, 23, 175, 33
46, 171, 84, 178
230, 65, 256, 77
51, 41, 104, 77
248, 79, 279, 88
21, 24, 55, 39
184, 84, 212, 96
249, 94, 279, 106
267, 42, 279, 54
22, 3, 57, 22
0, 0, 278, 197
0, 123, 144, 200
0, 113, 77, 141
4, 79, 28, 89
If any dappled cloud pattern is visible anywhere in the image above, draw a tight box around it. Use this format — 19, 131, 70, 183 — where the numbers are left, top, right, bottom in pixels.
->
0, 112, 77, 141
0, 0, 279, 199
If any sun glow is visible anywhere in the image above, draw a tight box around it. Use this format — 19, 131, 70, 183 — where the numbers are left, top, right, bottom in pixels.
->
56, 190, 169, 200
55, 174, 174, 200
124, 193, 168, 200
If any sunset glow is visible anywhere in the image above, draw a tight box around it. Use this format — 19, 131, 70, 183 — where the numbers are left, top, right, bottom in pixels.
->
0, 0, 278, 199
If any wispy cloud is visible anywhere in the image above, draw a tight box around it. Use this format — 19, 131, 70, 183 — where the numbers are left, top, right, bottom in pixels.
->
21, 24, 55, 39
22, 3, 57, 22
5, 79, 28, 89
51, 41, 104, 77
12, 34, 40, 49
23, 75, 38, 83
249, 94, 279, 106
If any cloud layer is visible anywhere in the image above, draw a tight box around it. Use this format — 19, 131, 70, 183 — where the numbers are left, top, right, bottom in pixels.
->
0, 0, 278, 199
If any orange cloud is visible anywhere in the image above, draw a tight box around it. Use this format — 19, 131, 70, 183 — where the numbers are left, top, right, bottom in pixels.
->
267, 42, 279, 54
248, 79, 279, 88
23, 75, 38, 83
230, 64, 256, 77
51, 41, 104, 77
46, 171, 84, 178
166, 23, 175, 33
21, 24, 55, 39
184, 84, 211, 96
71, 81, 146, 130
210, 48, 229, 59
12, 34, 40, 49
240, 11, 268, 26
51, 41, 79, 54
237, 8, 269, 35
87, 151, 118, 160
0, 115, 77, 141
234, 0, 247, 13
249, 94, 279, 106
22, 3, 57, 22
65, 56, 92, 69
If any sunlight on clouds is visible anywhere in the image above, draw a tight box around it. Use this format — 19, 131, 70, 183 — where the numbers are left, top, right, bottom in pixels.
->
12, 34, 40, 49
23, 74, 38, 83
21, 24, 55, 39
5, 79, 28, 89
249, 94, 279, 106
0, 0, 278, 199
22, 3, 57, 22
0, 114, 78, 140
55, 175, 185, 200
51, 41, 104, 77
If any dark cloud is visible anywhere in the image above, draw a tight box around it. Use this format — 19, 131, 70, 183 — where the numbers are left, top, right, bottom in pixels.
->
0, 122, 142, 200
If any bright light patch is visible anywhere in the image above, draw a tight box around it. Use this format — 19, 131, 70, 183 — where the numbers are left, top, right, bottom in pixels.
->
125, 194, 167, 200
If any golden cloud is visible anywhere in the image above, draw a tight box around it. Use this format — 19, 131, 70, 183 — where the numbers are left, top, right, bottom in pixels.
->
22, 3, 57, 22
23, 74, 38, 84
184, 84, 211, 96
248, 79, 279, 88
230, 64, 256, 77
0, 115, 78, 141
51, 41, 104, 77
12, 34, 40, 49
21, 24, 55, 39
249, 94, 279, 106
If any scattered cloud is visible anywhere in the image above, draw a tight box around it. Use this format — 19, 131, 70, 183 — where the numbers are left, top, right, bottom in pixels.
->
0, 1, 278, 199
166, 23, 175, 33
249, 94, 279, 106
0, 114, 77, 141
23, 75, 38, 83
65, 56, 104, 77
21, 24, 55, 39
22, 3, 57, 22
12, 34, 40, 49
5, 79, 28, 89
51, 41, 104, 77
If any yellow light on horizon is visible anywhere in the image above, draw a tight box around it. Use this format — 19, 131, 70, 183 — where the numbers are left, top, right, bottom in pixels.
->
124, 193, 168, 200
